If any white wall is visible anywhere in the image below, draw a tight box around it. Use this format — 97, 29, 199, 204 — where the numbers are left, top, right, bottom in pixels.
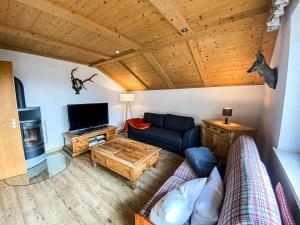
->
278, 4, 300, 151
131, 86, 265, 128
0, 49, 124, 151
261, 0, 300, 158
259, 2, 300, 218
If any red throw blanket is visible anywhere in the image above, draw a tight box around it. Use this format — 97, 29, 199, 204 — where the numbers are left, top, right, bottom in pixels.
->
124, 118, 151, 132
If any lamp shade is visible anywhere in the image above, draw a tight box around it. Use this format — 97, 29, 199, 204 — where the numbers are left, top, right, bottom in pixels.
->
222, 108, 232, 117
120, 93, 135, 102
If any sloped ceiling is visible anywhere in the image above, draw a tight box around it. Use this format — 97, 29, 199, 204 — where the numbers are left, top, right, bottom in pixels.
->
0, 0, 277, 90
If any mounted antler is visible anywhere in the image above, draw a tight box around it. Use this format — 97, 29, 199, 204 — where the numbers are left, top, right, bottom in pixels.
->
70, 68, 98, 94
71, 67, 78, 80
81, 74, 97, 90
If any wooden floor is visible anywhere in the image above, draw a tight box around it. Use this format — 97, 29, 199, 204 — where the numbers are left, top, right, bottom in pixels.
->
0, 149, 183, 225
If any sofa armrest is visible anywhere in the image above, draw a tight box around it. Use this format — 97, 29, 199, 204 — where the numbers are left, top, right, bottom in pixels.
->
182, 126, 200, 150
127, 124, 134, 138
135, 214, 154, 225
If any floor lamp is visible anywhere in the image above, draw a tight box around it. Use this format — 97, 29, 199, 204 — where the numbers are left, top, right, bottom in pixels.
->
120, 93, 135, 121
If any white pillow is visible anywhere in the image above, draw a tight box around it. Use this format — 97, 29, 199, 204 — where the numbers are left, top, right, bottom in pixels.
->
149, 178, 207, 225
191, 167, 224, 225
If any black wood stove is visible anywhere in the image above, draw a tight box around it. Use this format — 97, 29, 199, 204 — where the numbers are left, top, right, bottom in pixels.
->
14, 77, 46, 169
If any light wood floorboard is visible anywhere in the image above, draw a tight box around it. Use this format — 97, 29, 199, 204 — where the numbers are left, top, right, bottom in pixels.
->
0, 149, 183, 225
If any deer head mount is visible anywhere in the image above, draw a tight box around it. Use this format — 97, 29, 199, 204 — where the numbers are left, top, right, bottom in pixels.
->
247, 52, 278, 89
71, 68, 98, 94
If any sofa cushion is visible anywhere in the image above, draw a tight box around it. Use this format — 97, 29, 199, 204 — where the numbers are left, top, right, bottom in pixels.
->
218, 137, 281, 225
144, 112, 165, 128
185, 147, 218, 178
173, 159, 198, 180
131, 126, 183, 149
164, 114, 195, 132
191, 167, 224, 225
140, 175, 187, 218
149, 178, 207, 225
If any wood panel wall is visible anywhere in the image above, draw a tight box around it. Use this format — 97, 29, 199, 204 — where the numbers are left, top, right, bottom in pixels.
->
0, 0, 277, 90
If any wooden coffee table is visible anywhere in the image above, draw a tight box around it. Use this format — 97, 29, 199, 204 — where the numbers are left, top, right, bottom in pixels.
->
90, 138, 160, 189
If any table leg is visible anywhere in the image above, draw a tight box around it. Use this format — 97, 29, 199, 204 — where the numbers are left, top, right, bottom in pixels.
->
91, 151, 97, 167
130, 180, 137, 190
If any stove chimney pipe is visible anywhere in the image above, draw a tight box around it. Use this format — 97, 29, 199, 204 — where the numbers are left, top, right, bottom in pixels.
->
14, 77, 26, 109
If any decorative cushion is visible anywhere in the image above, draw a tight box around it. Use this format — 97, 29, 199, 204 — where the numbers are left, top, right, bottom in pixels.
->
218, 139, 281, 225
185, 147, 218, 178
191, 167, 224, 225
275, 183, 296, 225
164, 114, 195, 132
144, 112, 165, 128
173, 159, 198, 181
123, 118, 151, 132
149, 178, 207, 225
140, 175, 187, 218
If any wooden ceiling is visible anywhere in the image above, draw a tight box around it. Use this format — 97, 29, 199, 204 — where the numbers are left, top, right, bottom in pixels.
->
0, 0, 277, 90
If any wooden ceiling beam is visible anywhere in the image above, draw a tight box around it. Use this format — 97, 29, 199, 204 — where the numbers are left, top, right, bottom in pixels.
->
117, 61, 149, 90
90, 51, 142, 67
174, 81, 203, 89
0, 44, 88, 65
142, 52, 175, 88
90, 49, 139, 67
147, 0, 193, 35
16, 0, 141, 50
0, 24, 110, 60
147, 0, 209, 87
187, 40, 208, 86
96, 66, 127, 89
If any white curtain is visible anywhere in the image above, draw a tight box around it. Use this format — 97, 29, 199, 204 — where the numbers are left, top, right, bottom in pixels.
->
267, 0, 289, 32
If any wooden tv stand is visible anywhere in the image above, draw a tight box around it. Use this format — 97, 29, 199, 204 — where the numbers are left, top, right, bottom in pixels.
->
63, 125, 117, 157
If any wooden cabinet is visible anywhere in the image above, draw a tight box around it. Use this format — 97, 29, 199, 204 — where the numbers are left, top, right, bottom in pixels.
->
0, 61, 26, 180
201, 119, 257, 158
63, 126, 117, 157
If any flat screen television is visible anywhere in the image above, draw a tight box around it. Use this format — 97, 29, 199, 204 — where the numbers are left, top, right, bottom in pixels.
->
67, 103, 109, 131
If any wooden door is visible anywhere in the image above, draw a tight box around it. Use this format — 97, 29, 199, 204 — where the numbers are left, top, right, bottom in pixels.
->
213, 135, 229, 157
0, 61, 26, 180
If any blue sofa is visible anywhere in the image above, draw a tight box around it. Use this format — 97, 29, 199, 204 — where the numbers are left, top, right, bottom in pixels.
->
128, 113, 200, 155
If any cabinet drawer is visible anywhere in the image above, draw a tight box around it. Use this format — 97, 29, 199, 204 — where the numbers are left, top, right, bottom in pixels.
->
113, 161, 131, 179
106, 129, 117, 140
136, 161, 148, 177
148, 152, 159, 166
105, 159, 113, 168
216, 128, 229, 137
93, 152, 106, 165
74, 145, 88, 153
108, 129, 117, 135
204, 123, 229, 137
